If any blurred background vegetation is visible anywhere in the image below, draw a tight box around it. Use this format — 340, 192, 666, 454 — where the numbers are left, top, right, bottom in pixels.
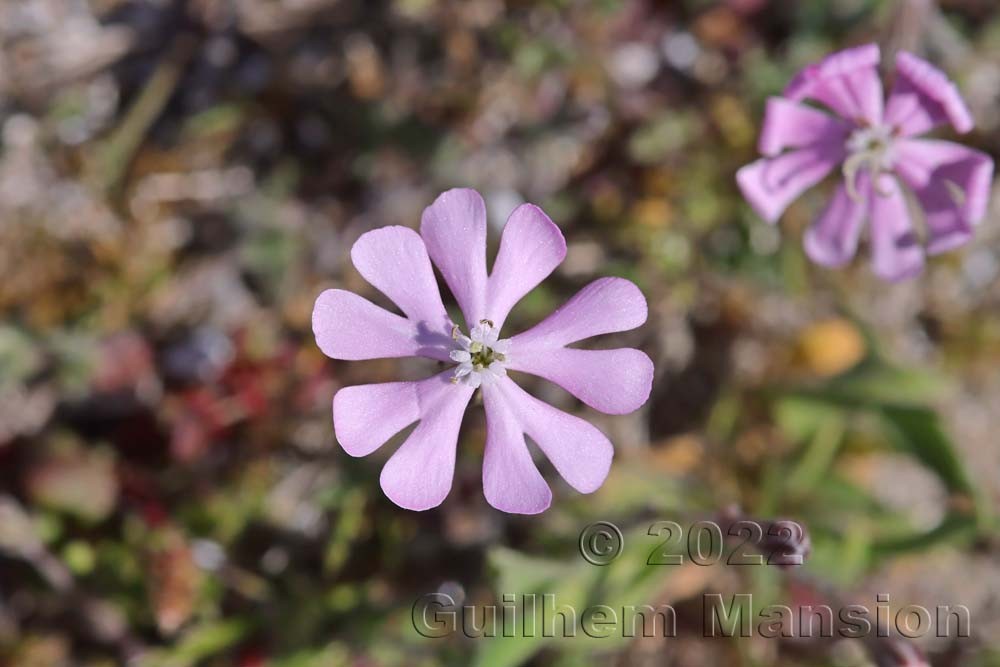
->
2, 0, 1000, 665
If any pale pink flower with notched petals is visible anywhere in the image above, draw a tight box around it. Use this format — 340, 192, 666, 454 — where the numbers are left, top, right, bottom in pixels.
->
737, 44, 994, 281
312, 189, 654, 514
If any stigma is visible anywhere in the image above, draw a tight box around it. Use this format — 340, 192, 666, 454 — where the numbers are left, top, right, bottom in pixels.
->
449, 319, 512, 388
843, 124, 897, 201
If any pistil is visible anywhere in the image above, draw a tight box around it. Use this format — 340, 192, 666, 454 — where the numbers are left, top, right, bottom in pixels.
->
843, 125, 896, 201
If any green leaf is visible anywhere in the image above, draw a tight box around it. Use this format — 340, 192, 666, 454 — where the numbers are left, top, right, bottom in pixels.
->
140, 618, 252, 667
771, 357, 981, 521
474, 524, 685, 667
871, 511, 980, 558
876, 405, 974, 496
786, 412, 845, 496
824, 360, 949, 405
473, 549, 597, 667
773, 395, 842, 445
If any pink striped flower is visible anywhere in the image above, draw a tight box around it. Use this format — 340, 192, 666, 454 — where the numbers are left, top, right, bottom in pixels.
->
738, 44, 993, 281
312, 189, 654, 513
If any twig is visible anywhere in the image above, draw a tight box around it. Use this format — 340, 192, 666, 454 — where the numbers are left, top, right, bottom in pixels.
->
86, 33, 199, 193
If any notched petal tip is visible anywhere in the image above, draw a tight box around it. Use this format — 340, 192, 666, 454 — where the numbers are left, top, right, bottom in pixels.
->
348, 226, 422, 285
512, 275, 650, 352
332, 381, 421, 458
493, 378, 615, 496
893, 51, 974, 134
757, 97, 852, 158
736, 160, 784, 223
570, 447, 613, 495
311, 288, 348, 358
487, 497, 552, 515
347, 224, 452, 329
507, 202, 568, 256
803, 228, 858, 268
484, 483, 552, 515
419, 187, 489, 327
737, 144, 846, 226
379, 478, 450, 512
486, 201, 568, 328
603, 276, 649, 328
377, 376, 474, 511
925, 228, 973, 256
434, 186, 486, 203
784, 43, 881, 100
312, 288, 438, 361
419, 188, 488, 238
625, 350, 655, 414
349, 224, 421, 261
508, 347, 653, 415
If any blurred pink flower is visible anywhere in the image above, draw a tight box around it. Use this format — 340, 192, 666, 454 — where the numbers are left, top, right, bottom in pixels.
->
312, 189, 653, 513
738, 44, 994, 281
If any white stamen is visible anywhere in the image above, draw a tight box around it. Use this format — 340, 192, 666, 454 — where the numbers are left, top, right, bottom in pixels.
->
843, 125, 896, 201
450, 319, 511, 388
450, 350, 471, 363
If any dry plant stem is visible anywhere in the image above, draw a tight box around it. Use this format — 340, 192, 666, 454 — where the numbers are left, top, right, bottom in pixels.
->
882, 0, 936, 59
87, 34, 199, 193
883, 0, 970, 67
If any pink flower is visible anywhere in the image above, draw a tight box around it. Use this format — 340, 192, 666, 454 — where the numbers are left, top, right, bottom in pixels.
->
312, 189, 654, 514
737, 44, 994, 281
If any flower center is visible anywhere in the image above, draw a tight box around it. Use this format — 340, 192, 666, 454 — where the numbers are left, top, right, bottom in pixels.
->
449, 319, 512, 389
469, 340, 501, 368
843, 125, 897, 201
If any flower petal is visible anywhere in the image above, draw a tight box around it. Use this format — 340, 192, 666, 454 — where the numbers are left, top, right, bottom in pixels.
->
508, 347, 653, 415
419, 188, 489, 326
481, 385, 552, 514
512, 277, 647, 351
486, 204, 567, 329
313, 289, 452, 362
758, 97, 851, 157
868, 175, 925, 282
804, 176, 869, 267
784, 43, 883, 125
736, 144, 845, 223
333, 381, 420, 457
885, 51, 973, 136
492, 377, 612, 494
379, 372, 475, 511
350, 226, 451, 329
893, 138, 993, 254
